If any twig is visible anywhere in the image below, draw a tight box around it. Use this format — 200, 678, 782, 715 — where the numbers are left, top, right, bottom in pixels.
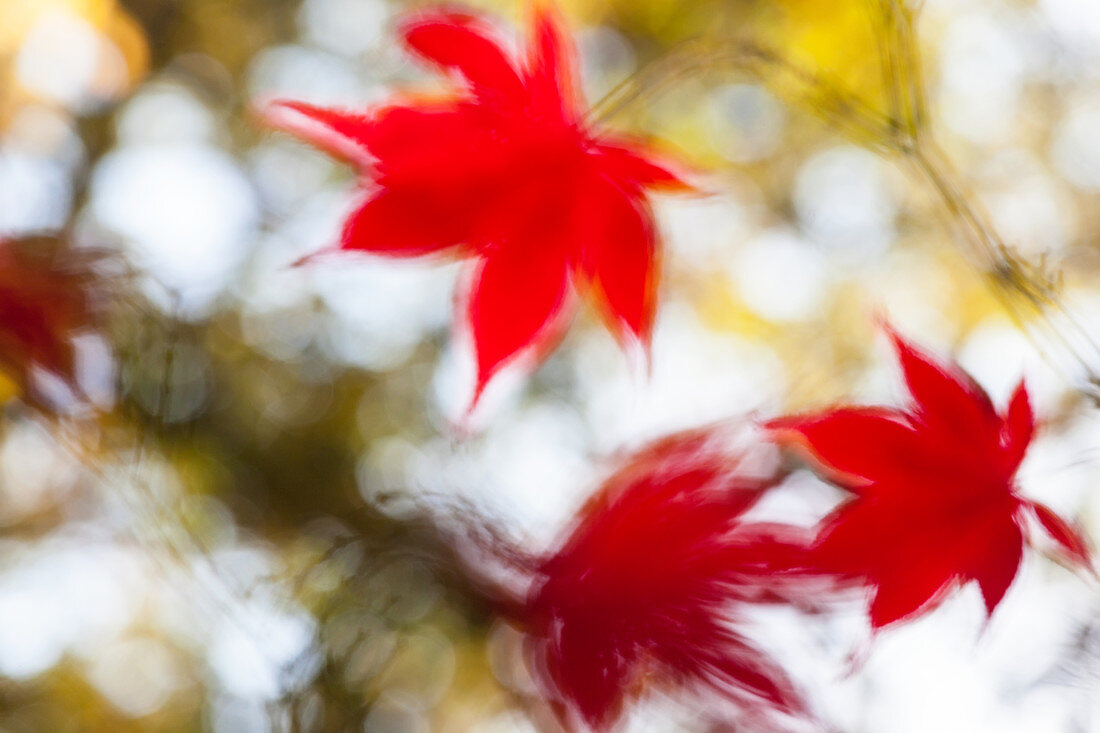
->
588, 0, 1100, 403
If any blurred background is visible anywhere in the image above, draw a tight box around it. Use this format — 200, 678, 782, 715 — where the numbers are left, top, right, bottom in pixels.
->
1, 0, 1100, 730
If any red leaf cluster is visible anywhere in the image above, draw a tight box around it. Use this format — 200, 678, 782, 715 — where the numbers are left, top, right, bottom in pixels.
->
505, 428, 814, 731
254, 4, 1096, 726
264, 5, 692, 408
767, 327, 1092, 628
430, 324, 1096, 730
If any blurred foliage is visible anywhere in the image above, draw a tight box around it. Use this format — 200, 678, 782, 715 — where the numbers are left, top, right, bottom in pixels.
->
0, 0, 1098, 730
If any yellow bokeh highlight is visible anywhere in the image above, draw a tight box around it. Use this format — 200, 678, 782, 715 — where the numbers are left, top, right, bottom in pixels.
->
0, 0, 149, 120
767, 0, 884, 91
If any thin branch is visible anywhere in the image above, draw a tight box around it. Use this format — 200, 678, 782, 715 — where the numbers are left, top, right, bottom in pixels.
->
589, 0, 1100, 403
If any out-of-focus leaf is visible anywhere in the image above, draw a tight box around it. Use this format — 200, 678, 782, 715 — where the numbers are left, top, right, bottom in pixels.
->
0, 236, 113, 411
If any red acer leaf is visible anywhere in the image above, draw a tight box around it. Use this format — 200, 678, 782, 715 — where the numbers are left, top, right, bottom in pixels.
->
262, 4, 694, 409
766, 326, 1093, 629
502, 427, 815, 731
0, 237, 109, 410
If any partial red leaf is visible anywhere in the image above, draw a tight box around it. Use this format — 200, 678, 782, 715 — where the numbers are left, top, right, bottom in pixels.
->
265, 101, 500, 185
261, 101, 378, 165
765, 408, 922, 489
869, 563, 956, 629
524, 2, 577, 121
574, 175, 658, 349
663, 623, 806, 715
399, 11, 524, 100
464, 242, 571, 402
886, 327, 998, 442
595, 141, 696, 192
0, 237, 110, 409
340, 189, 471, 257
538, 610, 634, 730
1028, 500, 1092, 568
812, 499, 893, 575
364, 104, 505, 187
972, 516, 1024, 616
1000, 378, 1034, 473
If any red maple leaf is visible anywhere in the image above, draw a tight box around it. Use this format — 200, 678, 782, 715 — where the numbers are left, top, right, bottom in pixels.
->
766, 327, 1093, 629
0, 237, 109, 410
262, 4, 692, 408
507, 427, 814, 731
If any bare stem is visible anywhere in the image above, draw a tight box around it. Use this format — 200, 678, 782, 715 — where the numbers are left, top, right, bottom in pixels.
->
589, 0, 1100, 403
